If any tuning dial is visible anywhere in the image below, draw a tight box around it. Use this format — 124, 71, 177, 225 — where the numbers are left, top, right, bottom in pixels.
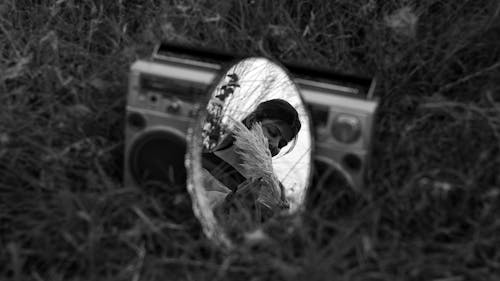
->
166, 101, 181, 113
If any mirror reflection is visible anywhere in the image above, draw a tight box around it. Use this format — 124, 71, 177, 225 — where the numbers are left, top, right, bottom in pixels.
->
192, 57, 312, 242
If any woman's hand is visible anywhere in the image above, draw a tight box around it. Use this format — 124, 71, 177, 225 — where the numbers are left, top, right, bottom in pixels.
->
236, 177, 264, 194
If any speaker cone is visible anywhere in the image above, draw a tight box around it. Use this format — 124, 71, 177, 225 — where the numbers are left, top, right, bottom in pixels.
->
129, 129, 187, 187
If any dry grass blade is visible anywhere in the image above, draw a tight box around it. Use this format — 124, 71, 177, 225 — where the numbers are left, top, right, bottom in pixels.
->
232, 119, 283, 210
1, 0, 499, 280
435, 60, 500, 95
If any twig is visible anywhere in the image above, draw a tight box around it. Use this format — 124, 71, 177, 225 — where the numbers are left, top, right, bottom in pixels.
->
0, 21, 21, 59
156, 257, 251, 272
215, 255, 236, 280
419, 101, 500, 142
131, 243, 145, 281
435, 61, 500, 94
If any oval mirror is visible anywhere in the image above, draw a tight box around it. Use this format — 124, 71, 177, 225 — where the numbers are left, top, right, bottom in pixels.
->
186, 57, 312, 248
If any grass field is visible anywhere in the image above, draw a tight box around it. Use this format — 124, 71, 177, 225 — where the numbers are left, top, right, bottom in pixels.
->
1, 0, 500, 280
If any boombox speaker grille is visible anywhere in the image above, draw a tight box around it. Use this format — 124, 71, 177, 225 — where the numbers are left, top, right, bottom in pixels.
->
129, 130, 187, 187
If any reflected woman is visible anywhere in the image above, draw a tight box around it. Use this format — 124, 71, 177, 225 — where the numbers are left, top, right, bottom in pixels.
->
201, 99, 301, 227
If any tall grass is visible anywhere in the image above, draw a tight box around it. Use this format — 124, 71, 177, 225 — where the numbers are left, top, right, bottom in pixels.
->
1, 0, 499, 280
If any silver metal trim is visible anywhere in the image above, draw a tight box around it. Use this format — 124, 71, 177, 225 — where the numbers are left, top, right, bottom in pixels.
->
295, 78, 360, 95
152, 54, 222, 70
300, 87, 378, 112
131, 60, 219, 85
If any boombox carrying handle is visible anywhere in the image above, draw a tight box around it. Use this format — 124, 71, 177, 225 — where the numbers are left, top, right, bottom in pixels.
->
154, 42, 243, 64
153, 42, 377, 100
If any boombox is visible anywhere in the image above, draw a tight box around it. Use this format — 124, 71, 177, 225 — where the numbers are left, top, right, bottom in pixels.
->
124, 43, 378, 192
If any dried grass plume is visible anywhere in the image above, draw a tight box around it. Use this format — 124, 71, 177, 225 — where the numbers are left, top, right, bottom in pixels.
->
231, 119, 283, 210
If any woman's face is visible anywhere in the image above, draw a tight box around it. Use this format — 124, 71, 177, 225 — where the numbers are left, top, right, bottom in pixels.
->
260, 119, 294, 157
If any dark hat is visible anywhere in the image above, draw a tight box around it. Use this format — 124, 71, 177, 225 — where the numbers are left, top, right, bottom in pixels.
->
250, 99, 302, 139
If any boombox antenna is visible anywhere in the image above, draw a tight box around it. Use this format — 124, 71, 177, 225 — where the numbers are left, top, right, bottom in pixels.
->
367, 76, 378, 100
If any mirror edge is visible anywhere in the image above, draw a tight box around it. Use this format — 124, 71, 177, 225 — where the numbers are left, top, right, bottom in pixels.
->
185, 55, 317, 249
